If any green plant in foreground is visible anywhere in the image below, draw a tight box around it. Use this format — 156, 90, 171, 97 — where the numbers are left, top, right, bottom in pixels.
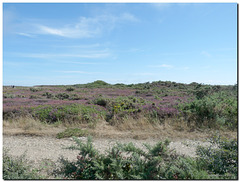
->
3, 149, 42, 180
57, 136, 235, 180
196, 134, 238, 179
56, 128, 88, 139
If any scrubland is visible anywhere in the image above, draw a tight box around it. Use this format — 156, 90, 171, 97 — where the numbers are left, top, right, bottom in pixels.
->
3, 80, 238, 179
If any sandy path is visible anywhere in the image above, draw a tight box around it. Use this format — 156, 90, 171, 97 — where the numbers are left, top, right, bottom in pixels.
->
3, 135, 210, 167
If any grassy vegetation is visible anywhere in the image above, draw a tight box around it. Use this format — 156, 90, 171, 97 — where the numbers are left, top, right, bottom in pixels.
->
3, 80, 237, 179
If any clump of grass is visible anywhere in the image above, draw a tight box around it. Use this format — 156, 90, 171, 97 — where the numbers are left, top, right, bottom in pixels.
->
3, 116, 45, 131
56, 128, 88, 139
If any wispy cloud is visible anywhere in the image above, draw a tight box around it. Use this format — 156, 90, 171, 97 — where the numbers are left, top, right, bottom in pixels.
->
37, 25, 66, 37
16, 13, 139, 39
148, 64, 173, 68
17, 51, 110, 59
16, 32, 36, 38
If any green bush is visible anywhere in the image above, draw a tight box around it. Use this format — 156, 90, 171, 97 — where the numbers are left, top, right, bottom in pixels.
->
196, 135, 237, 179
32, 104, 104, 124
92, 96, 108, 107
42, 92, 54, 99
66, 87, 75, 92
3, 149, 41, 179
55, 93, 70, 100
179, 91, 237, 129
56, 136, 225, 180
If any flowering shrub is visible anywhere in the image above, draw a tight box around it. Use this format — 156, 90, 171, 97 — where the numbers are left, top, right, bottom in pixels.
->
3, 81, 237, 130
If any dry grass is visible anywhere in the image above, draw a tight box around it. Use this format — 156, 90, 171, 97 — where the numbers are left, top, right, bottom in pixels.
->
3, 117, 63, 136
3, 117, 237, 141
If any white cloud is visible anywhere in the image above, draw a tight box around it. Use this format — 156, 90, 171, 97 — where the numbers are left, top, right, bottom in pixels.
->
16, 13, 139, 39
37, 25, 65, 37
16, 32, 35, 38
17, 51, 110, 59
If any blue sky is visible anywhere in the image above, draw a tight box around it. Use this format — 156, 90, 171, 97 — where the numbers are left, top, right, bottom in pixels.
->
3, 3, 237, 86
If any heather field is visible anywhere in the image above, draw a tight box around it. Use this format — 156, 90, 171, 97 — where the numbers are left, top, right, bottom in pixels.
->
3, 80, 238, 179
3, 80, 237, 131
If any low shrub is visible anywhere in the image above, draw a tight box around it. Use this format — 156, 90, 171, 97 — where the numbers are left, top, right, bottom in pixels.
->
92, 96, 108, 107
56, 136, 230, 180
56, 128, 88, 139
55, 93, 70, 100
178, 91, 237, 130
196, 134, 237, 179
32, 104, 104, 125
42, 92, 54, 99
3, 149, 42, 179
66, 87, 75, 92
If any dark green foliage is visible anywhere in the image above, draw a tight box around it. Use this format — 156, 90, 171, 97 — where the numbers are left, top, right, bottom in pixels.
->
92, 96, 108, 107
42, 92, 54, 98
56, 128, 88, 139
196, 135, 237, 179
179, 91, 237, 129
55, 93, 70, 100
66, 87, 75, 91
57, 136, 235, 180
3, 150, 41, 179
32, 104, 104, 124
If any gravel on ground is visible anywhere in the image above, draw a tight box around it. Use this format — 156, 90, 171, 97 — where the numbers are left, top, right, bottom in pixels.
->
3, 135, 211, 168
